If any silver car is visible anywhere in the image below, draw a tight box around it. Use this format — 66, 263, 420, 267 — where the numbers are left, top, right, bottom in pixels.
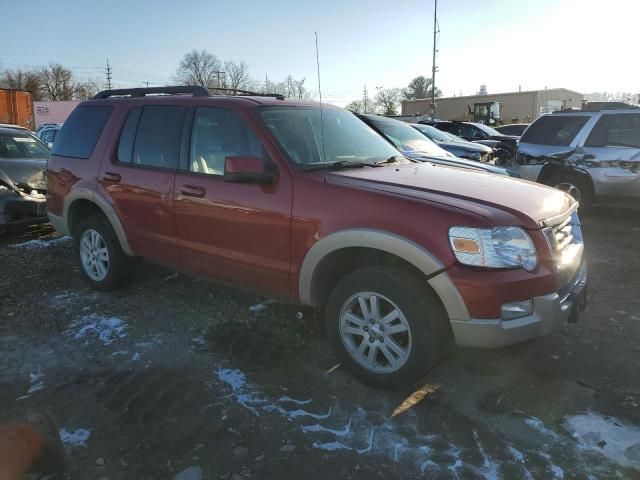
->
514, 106, 640, 208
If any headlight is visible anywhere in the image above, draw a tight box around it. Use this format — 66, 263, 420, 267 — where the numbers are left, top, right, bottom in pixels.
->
449, 226, 538, 271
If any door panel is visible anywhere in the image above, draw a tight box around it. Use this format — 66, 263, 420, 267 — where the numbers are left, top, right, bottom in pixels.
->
175, 106, 292, 296
97, 105, 185, 269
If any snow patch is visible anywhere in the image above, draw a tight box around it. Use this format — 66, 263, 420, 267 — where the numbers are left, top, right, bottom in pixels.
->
564, 412, 640, 469
67, 314, 127, 345
524, 416, 560, 440
27, 369, 45, 394
59, 428, 91, 448
10, 236, 71, 249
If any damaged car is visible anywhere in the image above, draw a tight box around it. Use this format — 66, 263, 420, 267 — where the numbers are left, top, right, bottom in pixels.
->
0, 126, 48, 227
514, 106, 640, 208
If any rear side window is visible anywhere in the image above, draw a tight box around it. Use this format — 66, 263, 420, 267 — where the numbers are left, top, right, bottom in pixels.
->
585, 114, 640, 148
131, 106, 186, 169
520, 115, 589, 146
436, 123, 458, 135
51, 106, 112, 158
117, 107, 143, 163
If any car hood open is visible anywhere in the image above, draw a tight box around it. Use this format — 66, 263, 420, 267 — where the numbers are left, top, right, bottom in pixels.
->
328, 162, 575, 228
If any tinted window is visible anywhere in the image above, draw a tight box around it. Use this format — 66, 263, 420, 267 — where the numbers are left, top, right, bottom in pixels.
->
189, 107, 262, 175
0, 132, 50, 158
132, 106, 185, 169
520, 115, 589, 146
52, 106, 112, 158
585, 114, 640, 148
436, 123, 458, 135
117, 107, 142, 163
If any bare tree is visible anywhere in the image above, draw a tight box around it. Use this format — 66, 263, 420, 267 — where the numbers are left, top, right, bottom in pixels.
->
175, 49, 222, 89
344, 100, 367, 113
374, 88, 402, 115
75, 78, 104, 100
402, 76, 441, 100
224, 60, 250, 94
39, 63, 76, 101
0, 68, 43, 100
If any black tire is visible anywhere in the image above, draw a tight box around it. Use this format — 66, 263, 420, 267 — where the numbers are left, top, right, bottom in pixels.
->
74, 214, 130, 291
324, 266, 451, 388
544, 173, 594, 210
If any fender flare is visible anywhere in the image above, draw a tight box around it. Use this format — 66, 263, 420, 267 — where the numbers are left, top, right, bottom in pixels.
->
63, 188, 134, 256
298, 228, 470, 321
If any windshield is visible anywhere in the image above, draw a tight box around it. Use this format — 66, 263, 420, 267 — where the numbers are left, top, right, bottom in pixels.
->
0, 132, 50, 159
474, 123, 502, 136
368, 118, 450, 157
258, 106, 400, 167
412, 124, 452, 143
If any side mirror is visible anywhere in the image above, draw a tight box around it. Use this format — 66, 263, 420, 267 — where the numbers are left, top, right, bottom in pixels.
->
223, 155, 276, 184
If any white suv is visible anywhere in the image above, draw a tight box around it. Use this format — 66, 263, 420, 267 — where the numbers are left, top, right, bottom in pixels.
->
514, 105, 640, 208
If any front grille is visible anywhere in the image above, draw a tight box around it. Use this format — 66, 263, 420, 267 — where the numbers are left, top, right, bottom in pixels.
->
543, 211, 584, 289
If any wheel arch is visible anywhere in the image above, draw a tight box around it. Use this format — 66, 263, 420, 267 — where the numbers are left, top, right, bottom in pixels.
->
299, 229, 470, 321
64, 188, 133, 256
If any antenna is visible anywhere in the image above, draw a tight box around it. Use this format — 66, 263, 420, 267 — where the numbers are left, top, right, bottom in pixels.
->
315, 31, 327, 167
105, 59, 113, 90
431, 0, 438, 120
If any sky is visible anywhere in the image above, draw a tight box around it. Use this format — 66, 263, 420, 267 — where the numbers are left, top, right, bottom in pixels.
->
2, 0, 638, 106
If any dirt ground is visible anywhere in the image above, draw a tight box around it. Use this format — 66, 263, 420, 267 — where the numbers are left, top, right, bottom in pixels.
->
1, 208, 640, 480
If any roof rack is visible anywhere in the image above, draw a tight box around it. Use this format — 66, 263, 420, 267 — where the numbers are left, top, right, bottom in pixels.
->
93, 85, 286, 101
93, 85, 209, 99
553, 102, 640, 113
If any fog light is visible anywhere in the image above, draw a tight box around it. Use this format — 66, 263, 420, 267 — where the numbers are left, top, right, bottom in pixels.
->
501, 299, 533, 320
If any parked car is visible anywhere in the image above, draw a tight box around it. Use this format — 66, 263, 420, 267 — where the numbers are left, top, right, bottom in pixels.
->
0, 126, 48, 227
356, 114, 514, 176
36, 123, 63, 134
38, 125, 62, 148
424, 120, 518, 164
410, 123, 495, 163
47, 86, 587, 387
514, 106, 640, 208
495, 123, 529, 137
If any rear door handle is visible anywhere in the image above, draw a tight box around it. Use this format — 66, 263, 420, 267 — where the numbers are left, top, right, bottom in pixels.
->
102, 172, 121, 183
180, 185, 206, 198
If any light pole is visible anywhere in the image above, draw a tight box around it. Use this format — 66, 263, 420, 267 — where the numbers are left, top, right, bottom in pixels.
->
431, 0, 438, 120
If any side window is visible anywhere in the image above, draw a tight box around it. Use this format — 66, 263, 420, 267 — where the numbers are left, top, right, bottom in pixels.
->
51, 106, 112, 159
131, 106, 186, 169
117, 107, 142, 163
437, 123, 457, 135
41, 130, 52, 142
189, 107, 262, 176
459, 124, 482, 139
585, 114, 640, 148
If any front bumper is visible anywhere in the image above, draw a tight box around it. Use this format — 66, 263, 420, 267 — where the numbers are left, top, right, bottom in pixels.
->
0, 192, 47, 226
450, 262, 587, 348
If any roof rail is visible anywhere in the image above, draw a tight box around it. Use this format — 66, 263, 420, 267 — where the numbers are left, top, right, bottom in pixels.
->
209, 87, 285, 100
93, 85, 209, 99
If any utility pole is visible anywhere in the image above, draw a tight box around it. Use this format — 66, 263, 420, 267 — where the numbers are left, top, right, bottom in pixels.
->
105, 59, 112, 90
363, 85, 368, 113
214, 70, 226, 89
431, 0, 438, 120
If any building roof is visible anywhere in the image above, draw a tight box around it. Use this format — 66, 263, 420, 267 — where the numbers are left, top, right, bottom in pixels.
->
402, 88, 584, 104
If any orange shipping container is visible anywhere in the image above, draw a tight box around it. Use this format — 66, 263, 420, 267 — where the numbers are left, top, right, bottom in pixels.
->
0, 89, 35, 130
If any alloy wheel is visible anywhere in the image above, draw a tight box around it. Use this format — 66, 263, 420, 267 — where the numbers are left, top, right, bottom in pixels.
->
80, 229, 110, 281
339, 292, 412, 373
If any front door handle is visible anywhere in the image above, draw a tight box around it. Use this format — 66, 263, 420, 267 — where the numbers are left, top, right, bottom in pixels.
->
103, 172, 121, 183
180, 185, 206, 198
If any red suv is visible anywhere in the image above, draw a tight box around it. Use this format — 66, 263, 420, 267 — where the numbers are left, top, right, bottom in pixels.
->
47, 86, 587, 387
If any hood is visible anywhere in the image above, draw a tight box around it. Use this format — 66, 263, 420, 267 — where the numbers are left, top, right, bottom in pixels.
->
0, 158, 47, 191
438, 140, 492, 153
328, 162, 575, 228
408, 154, 509, 176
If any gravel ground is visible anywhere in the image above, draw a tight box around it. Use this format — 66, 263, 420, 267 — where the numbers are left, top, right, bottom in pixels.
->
1, 208, 639, 479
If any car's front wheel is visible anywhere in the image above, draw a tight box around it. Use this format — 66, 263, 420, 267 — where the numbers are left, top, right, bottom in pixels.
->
325, 266, 450, 388
75, 215, 130, 291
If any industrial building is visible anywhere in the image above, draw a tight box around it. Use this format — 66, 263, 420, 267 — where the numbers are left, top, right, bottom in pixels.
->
400, 88, 584, 124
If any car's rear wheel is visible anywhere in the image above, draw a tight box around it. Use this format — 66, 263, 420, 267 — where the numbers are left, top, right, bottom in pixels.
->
325, 266, 450, 388
75, 215, 130, 291
545, 174, 594, 210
